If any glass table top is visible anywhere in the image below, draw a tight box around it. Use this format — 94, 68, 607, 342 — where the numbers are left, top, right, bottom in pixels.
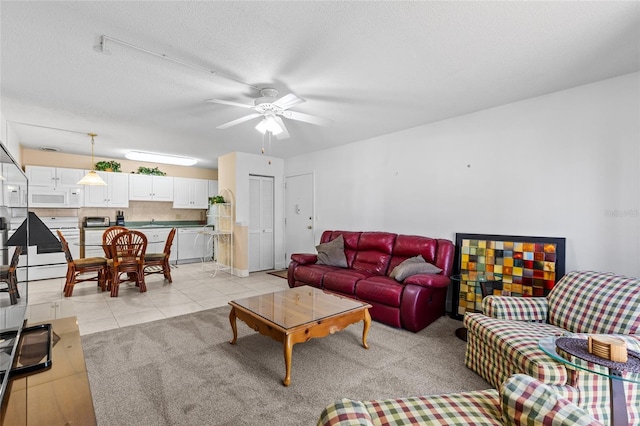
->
539, 336, 640, 384
229, 286, 370, 330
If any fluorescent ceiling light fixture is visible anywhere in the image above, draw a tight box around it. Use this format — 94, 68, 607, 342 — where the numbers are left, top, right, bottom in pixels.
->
255, 116, 283, 136
125, 151, 198, 166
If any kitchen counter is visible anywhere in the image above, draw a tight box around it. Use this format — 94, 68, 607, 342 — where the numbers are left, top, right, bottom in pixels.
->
84, 221, 213, 230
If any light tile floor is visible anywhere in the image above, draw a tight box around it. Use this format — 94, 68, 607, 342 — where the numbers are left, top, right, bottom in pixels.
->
26, 262, 289, 336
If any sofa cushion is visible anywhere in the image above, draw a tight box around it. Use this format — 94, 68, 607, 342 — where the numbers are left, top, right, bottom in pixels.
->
291, 253, 318, 265
294, 264, 340, 288
321, 231, 361, 267
323, 269, 375, 295
360, 389, 501, 425
388, 235, 438, 273
501, 374, 603, 426
389, 255, 442, 281
351, 232, 396, 275
355, 276, 404, 307
463, 313, 568, 387
316, 235, 348, 267
547, 271, 640, 334
482, 296, 549, 322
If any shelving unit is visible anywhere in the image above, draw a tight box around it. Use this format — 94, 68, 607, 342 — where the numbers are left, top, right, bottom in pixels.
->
201, 196, 233, 277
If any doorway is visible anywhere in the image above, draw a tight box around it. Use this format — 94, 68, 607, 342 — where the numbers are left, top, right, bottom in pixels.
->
285, 172, 315, 258
249, 175, 274, 272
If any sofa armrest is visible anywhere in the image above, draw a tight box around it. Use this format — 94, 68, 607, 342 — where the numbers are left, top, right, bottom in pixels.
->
403, 273, 450, 289
317, 398, 375, 426
291, 253, 318, 265
501, 374, 603, 426
482, 296, 549, 321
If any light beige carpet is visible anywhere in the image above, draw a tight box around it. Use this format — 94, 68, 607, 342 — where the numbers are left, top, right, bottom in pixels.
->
82, 305, 490, 425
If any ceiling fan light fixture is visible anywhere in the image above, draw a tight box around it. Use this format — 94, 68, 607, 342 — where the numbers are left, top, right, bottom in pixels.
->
125, 151, 198, 166
255, 116, 283, 136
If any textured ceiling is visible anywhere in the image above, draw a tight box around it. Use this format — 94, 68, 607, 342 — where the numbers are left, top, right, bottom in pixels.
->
1, 1, 638, 169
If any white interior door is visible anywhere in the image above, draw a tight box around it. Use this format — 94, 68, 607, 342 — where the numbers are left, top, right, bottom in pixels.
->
285, 173, 315, 258
249, 175, 274, 272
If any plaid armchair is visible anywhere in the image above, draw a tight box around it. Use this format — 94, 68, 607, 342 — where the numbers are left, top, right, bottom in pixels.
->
318, 374, 602, 426
463, 271, 640, 425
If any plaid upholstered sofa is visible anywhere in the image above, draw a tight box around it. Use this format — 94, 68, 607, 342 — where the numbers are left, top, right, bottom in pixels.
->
463, 270, 640, 425
318, 374, 602, 425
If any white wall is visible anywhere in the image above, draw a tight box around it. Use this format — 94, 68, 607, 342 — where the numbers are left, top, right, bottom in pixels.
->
285, 72, 640, 278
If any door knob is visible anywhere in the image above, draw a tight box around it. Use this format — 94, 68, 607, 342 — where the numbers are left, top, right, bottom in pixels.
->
307, 226, 312, 229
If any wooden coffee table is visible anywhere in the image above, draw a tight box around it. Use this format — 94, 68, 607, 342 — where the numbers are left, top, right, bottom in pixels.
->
229, 285, 372, 386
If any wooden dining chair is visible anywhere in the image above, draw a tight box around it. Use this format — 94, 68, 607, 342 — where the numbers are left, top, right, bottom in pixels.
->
57, 230, 107, 297
144, 228, 176, 283
109, 230, 147, 297
102, 226, 128, 289
0, 246, 22, 305
102, 226, 128, 258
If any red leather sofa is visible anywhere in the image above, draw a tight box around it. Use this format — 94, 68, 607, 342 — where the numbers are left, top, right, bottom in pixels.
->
287, 230, 455, 332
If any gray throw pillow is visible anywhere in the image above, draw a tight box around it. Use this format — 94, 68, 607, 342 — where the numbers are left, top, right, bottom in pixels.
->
316, 235, 348, 267
390, 255, 442, 281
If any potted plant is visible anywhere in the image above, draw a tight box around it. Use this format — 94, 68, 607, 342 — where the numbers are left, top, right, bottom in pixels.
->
94, 160, 122, 172
208, 195, 226, 217
137, 166, 166, 176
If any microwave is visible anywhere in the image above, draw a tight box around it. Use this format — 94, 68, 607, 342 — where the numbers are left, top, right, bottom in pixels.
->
28, 186, 83, 208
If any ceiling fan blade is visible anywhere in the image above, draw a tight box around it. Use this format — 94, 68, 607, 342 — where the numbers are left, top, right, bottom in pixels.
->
281, 110, 332, 126
272, 93, 305, 110
217, 113, 262, 129
206, 98, 255, 109
273, 117, 290, 140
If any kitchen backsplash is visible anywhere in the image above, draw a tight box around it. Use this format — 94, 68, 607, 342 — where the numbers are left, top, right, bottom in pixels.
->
32, 201, 206, 225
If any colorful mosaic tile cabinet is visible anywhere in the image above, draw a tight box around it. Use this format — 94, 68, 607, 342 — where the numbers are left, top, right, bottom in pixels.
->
454, 233, 566, 317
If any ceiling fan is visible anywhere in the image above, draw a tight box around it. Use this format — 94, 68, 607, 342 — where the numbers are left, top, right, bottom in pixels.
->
206, 88, 331, 139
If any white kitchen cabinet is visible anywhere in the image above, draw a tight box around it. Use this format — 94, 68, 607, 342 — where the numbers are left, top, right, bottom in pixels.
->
129, 175, 174, 201
130, 227, 177, 263
172, 178, 208, 209
84, 227, 177, 263
26, 165, 84, 187
82, 229, 105, 259
83, 171, 129, 208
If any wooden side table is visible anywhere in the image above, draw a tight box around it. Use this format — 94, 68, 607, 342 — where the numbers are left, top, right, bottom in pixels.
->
1, 317, 96, 425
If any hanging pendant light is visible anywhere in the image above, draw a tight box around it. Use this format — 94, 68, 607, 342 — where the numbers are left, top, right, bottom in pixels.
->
78, 133, 107, 186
